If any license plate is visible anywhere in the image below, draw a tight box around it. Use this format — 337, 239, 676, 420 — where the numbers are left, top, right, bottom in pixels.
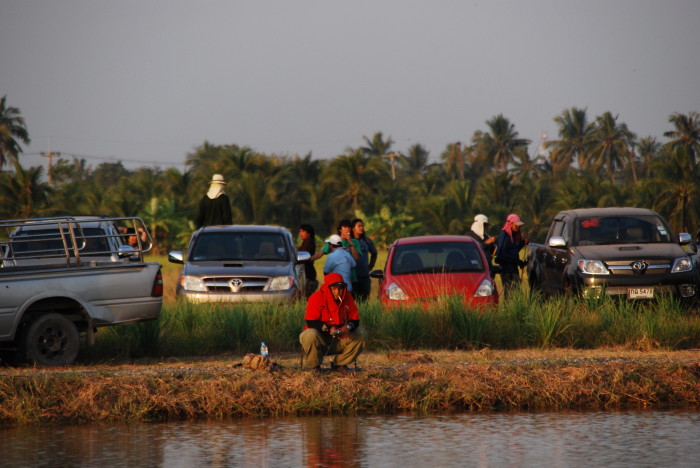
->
628, 287, 654, 299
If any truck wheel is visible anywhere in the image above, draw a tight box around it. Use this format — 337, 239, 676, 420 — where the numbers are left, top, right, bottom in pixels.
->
22, 314, 80, 366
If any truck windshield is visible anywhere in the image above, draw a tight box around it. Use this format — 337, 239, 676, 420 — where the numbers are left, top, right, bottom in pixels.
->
391, 241, 484, 275
574, 215, 673, 245
190, 232, 289, 261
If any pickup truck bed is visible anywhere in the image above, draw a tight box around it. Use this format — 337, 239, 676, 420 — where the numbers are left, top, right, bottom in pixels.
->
0, 216, 163, 366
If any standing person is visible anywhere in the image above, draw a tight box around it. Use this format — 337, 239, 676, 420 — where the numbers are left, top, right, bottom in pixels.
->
351, 218, 377, 301
310, 219, 361, 262
467, 214, 496, 266
298, 223, 318, 297
299, 272, 367, 372
195, 174, 233, 228
495, 213, 528, 298
323, 235, 356, 293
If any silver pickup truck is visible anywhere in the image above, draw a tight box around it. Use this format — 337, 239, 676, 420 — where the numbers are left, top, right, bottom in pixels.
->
0, 216, 163, 366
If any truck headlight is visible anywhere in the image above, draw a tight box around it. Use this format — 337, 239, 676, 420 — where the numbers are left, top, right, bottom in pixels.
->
267, 276, 294, 291
672, 257, 693, 273
474, 279, 495, 297
387, 282, 409, 301
180, 275, 207, 292
578, 259, 610, 275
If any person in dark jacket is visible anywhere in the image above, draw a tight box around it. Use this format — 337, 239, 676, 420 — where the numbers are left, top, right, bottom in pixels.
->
351, 218, 377, 302
298, 223, 318, 297
299, 272, 367, 372
495, 213, 528, 298
195, 174, 233, 228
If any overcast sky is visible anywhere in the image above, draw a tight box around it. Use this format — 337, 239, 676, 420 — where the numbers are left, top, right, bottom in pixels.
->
2, 0, 699, 173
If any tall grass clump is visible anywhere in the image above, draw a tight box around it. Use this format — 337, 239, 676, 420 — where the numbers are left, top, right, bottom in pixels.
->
360, 300, 385, 348
444, 296, 489, 349
381, 304, 428, 349
596, 298, 639, 346
490, 288, 535, 348
636, 295, 692, 349
84, 315, 163, 361
210, 304, 258, 353
526, 294, 572, 349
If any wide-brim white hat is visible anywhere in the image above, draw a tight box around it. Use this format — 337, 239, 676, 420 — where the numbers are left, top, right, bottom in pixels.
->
210, 174, 226, 185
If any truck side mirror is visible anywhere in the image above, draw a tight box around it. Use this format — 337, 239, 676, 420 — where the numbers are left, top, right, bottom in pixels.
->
168, 251, 185, 264
548, 236, 567, 248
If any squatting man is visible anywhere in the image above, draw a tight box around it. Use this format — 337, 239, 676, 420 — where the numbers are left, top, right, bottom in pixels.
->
299, 272, 367, 372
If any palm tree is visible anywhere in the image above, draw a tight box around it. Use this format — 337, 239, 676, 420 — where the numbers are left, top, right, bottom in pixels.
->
360, 132, 394, 157
546, 107, 596, 174
588, 112, 636, 185
663, 111, 700, 170
440, 142, 466, 180
0, 163, 50, 218
646, 146, 700, 234
0, 95, 31, 174
472, 115, 530, 173
398, 143, 431, 179
635, 136, 662, 179
273, 153, 322, 228
321, 149, 388, 217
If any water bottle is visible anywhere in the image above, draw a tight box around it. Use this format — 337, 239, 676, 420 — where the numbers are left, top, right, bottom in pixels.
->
260, 342, 269, 358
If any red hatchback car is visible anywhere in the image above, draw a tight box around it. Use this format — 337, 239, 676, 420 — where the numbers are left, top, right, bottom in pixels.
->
370, 235, 498, 306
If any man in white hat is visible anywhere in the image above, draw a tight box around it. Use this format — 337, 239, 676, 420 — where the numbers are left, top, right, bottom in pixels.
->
195, 174, 233, 228
322, 234, 356, 292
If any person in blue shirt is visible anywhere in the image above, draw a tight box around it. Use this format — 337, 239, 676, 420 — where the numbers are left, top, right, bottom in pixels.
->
322, 234, 356, 293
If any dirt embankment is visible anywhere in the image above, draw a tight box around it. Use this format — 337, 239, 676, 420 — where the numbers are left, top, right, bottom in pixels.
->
1, 349, 700, 426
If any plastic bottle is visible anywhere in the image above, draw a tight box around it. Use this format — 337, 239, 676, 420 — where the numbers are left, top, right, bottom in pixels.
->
260, 342, 269, 358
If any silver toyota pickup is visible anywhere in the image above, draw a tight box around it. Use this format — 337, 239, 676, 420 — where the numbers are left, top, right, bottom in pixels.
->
0, 216, 163, 366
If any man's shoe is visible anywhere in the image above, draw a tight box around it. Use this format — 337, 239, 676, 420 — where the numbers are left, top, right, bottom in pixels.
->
309, 365, 326, 374
331, 363, 349, 373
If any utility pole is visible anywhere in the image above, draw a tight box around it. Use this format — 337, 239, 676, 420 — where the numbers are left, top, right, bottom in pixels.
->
40, 138, 61, 186
383, 152, 399, 181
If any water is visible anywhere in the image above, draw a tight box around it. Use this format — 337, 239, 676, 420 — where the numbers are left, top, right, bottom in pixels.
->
3, 410, 700, 467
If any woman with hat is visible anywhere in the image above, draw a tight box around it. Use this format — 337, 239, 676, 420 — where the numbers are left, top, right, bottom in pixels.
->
195, 174, 233, 228
495, 213, 528, 298
467, 213, 496, 266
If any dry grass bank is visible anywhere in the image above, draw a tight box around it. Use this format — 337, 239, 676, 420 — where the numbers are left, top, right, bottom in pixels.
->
2, 349, 700, 426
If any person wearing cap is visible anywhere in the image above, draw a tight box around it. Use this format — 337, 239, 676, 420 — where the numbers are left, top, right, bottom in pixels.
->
467, 213, 496, 266
495, 213, 528, 297
299, 272, 367, 371
195, 174, 233, 228
322, 234, 356, 293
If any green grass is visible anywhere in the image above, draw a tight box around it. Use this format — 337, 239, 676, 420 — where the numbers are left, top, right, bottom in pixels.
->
82, 285, 700, 363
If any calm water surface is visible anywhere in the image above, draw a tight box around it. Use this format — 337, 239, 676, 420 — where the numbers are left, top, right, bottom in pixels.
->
2, 410, 700, 467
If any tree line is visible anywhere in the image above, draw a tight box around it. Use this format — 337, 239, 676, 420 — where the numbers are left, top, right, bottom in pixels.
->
2, 95, 699, 252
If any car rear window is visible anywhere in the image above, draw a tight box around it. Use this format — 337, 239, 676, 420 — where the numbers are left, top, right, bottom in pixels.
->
190, 232, 290, 261
574, 215, 672, 246
390, 241, 484, 274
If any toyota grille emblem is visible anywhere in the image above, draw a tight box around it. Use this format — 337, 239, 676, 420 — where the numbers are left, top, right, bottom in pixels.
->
631, 261, 647, 273
230, 278, 243, 287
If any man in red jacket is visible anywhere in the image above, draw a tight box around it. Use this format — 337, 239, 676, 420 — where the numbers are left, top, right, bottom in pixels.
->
300, 272, 367, 371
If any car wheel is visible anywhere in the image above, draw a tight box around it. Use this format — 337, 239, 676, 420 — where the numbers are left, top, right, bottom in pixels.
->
22, 313, 80, 366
